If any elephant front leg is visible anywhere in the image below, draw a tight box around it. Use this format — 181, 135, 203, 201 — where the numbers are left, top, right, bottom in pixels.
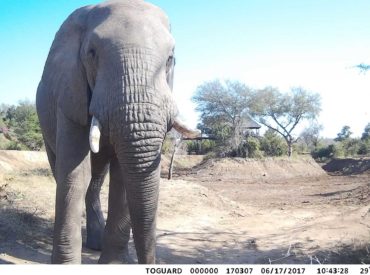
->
85, 152, 110, 251
52, 111, 91, 264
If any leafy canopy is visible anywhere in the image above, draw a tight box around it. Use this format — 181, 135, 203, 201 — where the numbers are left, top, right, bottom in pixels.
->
334, 125, 352, 142
250, 87, 321, 156
193, 79, 254, 131
192, 80, 255, 153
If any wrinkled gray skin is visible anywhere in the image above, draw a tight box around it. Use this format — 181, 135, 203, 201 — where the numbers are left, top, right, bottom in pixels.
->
36, 0, 180, 264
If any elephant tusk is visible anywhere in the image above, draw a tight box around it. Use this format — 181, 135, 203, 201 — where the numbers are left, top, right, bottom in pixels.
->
89, 116, 101, 153
173, 118, 201, 139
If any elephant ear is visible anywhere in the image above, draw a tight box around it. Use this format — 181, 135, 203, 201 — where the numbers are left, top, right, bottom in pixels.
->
40, 7, 92, 126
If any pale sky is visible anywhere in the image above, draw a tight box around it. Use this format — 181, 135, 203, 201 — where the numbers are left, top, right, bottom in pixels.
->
0, 0, 369, 138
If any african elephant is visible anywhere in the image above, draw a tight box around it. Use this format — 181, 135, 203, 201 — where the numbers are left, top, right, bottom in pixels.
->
36, 0, 198, 264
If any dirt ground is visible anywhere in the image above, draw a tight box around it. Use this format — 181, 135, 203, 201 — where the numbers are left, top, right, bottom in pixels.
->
0, 151, 369, 264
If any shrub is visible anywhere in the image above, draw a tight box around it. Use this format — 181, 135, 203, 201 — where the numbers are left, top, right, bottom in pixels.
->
342, 138, 361, 157
312, 143, 344, 160
358, 141, 369, 155
5, 141, 27, 151
245, 136, 262, 158
200, 139, 216, 154
260, 129, 288, 157
161, 135, 173, 155
3, 101, 43, 151
186, 139, 216, 155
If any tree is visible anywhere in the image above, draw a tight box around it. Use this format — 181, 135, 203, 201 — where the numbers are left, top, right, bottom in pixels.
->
342, 138, 361, 157
334, 125, 352, 142
163, 130, 185, 180
251, 87, 321, 157
300, 122, 323, 151
192, 79, 254, 154
168, 133, 182, 180
361, 123, 370, 141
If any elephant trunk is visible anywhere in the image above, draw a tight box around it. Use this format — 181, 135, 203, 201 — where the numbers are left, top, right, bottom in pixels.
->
112, 106, 163, 263
116, 143, 160, 263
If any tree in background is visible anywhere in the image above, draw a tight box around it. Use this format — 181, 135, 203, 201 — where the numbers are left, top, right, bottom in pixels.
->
192, 79, 254, 155
300, 122, 323, 152
1, 100, 43, 151
311, 123, 370, 160
251, 87, 321, 157
357, 123, 370, 155
361, 123, 370, 141
0, 104, 11, 137
334, 125, 352, 142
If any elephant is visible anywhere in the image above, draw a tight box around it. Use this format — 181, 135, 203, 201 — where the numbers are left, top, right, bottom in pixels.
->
36, 0, 199, 264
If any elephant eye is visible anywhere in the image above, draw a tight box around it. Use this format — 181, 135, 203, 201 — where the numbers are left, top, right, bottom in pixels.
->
89, 49, 96, 58
166, 55, 175, 74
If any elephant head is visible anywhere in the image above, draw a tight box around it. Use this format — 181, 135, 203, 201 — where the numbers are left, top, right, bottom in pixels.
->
43, 1, 197, 144
37, 0, 199, 264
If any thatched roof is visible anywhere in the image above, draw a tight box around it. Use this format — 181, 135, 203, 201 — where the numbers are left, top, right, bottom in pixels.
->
240, 115, 261, 129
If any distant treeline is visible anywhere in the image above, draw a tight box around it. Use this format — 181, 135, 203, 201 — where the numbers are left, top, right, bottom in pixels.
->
1, 93, 370, 161
165, 79, 370, 160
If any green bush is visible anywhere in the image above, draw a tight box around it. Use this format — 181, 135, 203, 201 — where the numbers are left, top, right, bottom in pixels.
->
341, 138, 361, 157
5, 141, 28, 151
312, 146, 332, 160
312, 143, 345, 160
245, 136, 262, 158
201, 139, 216, 154
186, 139, 216, 155
2, 101, 43, 151
358, 141, 369, 155
228, 136, 263, 158
186, 140, 198, 154
332, 143, 345, 158
260, 129, 287, 157
161, 135, 173, 155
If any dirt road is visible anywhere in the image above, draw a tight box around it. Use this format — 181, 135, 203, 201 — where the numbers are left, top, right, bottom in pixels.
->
0, 152, 369, 264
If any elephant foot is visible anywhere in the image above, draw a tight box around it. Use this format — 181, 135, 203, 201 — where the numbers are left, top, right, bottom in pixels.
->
86, 227, 104, 251
86, 237, 102, 251
123, 254, 135, 264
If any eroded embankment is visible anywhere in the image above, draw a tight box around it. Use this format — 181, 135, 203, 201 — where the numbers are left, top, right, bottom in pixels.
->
184, 156, 327, 183
322, 158, 370, 175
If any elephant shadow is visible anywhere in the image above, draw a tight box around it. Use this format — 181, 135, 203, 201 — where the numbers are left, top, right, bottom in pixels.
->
0, 206, 100, 264
155, 229, 370, 264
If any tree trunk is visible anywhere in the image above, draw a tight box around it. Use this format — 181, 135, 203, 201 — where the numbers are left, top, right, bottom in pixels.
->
288, 141, 293, 157
168, 138, 182, 180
